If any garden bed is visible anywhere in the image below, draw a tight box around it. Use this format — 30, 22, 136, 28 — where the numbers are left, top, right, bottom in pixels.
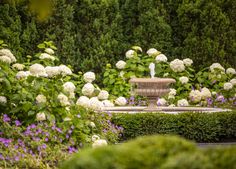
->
112, 111, 236, 142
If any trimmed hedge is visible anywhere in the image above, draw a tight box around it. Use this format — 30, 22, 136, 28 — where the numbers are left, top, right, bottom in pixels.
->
112, 111, 236, 142
61, 135, 236, 169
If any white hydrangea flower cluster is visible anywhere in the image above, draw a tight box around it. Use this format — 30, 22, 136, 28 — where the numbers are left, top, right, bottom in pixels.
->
183, 58, 193, 67
97, 90, 109, 100
189, 90, 202, 103
83, 72, 95, 83
0, 96, 7, 104
29, 63, 47, 77
63, 82, 76, 98
16, 71, 30, 79
155, 54, 167, 63
179, 76, 189, 84
177, 99, 189, 107
201, 87, 211, 99
82, 83, 95, 97
92, 139, 108, 148
44, 48, 55, 55
45, 66, 60, 77
230, 79, 236, 86
36, 112, 46, 121
223, 82, 233, 91
210, 63, 225, 73
0, 49, 16, 64
57, 93, 70, 106
157, 98, 167, 106
170, 59, 185, 72
115, 97, 127, 106
126, 50, 136, 59
226, 68, 236, 75
116, 60, 126, 69
76, 96, 90, 107
12, 63, 25, 70
168, 88, 176, 99
39, 53, 55, 61
36, 94, 47, 104
147, 48, 161, 57
89, 97, 103, 111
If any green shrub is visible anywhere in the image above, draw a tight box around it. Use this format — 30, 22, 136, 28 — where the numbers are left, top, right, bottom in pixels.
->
112, 111, 236, 142
61, 135, 196, 169
204, 146, 236, 169
61, 135, 236, 169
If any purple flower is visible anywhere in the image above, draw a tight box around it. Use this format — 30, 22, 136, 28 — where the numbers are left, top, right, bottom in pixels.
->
56, 127, 62, 133
3, 114, 10, 122
15, 120, 21, 126
45, 137, 49, 142
68, 146, 77, 154
77, 114, 81, 118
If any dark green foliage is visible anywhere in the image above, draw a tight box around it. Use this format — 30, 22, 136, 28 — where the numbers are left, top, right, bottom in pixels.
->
112, 111, 236, 142
0, 0, 235, 77
61, 135, 196, 169
61, 135, 236, 169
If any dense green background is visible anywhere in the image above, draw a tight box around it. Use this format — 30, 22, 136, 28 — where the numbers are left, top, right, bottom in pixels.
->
0, 0, 235, 77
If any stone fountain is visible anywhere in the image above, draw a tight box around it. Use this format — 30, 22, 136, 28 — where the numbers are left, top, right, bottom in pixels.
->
129, 63, 176, 111
102, 63, 231, 113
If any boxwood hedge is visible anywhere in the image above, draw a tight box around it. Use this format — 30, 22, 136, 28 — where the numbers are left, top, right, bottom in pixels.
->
112, 111, 236, 142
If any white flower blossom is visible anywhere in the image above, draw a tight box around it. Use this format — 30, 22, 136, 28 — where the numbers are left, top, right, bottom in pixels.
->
116, 60, 126, 69
12, 63, 25, 70
29, 64, 47, 77
39, 53, 55, 61
0, 56, 11, 64
102, 100, 114, 107
16, 71, 30, 79
45, 66, 60, 77
230, 79, 236, 86
0, 49, 16, 63
0, 96, 7, 104
177, 99, 189, 107
63, 117, 72, 121
163, 73, 169, 77
223, 82, 233, 91
155, 54, 167, 63
58, 65, 72, 76
226, 68, 236, 75
169, 88, 177, 96
36, 94, 47, 104
90, 122, 96, 128
57, 93, 70, 106
210, 63, 225, 73
83, 72, 95, 83
201, 87, 211, 99
44, 48, 55, 55
82, 83, 95, 97
168, 104, 176, 107
183, 58, 193, 66
91, 135, 100, 142
36, 112, 46, 121
76, 96, 90, 108
125, 50, 136, 59
97, 90, 109, 100
89, 97, 103, 110
92, 139, 108, 148
157, 98, 167, 106
189, 90, 202, 103
147, 48, 160, 56
170, 59, 185, 72
63, 82, 76, 94
115, 97, 127, 106
179, 76, 189, 84
211, 91, 217, 96
119, 71, 125, 78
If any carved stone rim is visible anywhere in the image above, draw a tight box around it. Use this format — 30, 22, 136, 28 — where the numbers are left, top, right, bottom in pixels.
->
129, 77, 176, 83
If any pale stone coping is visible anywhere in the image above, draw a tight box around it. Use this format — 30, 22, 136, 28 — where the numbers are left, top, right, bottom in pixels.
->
129, 77, 176, 83
102, 106, 232, 114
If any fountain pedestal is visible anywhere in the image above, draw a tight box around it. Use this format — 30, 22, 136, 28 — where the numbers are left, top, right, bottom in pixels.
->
129, 78, 176, 111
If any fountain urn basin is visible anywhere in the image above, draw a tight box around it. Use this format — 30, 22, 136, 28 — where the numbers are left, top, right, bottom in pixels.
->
129, 77, 176, 111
